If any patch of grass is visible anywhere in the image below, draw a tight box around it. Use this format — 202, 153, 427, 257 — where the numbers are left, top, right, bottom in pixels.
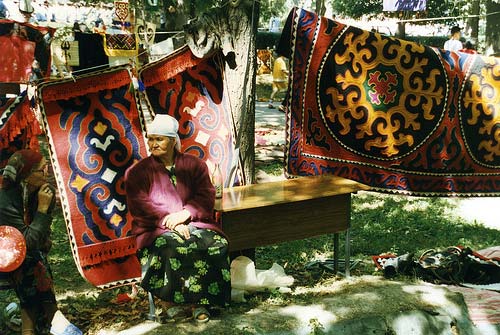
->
350, 192, 499, 256
255, 191, 500, 281
255, 161, 283, 176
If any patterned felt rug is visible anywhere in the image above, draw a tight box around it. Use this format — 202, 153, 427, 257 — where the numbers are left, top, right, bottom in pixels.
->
37, 67, 148, 288
0, 20, 54, 82
281, 8, 500, 196
103, 33, 138, 57
139, 46, 240, 186
0, 93, 41, 167
446, 285, 500, 326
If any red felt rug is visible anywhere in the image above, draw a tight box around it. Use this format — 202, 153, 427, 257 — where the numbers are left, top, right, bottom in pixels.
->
0, 93, 40, 167
0, 20, 54, 83
281, 8, 500, 196
447, 285, 500, 325
139, 46, 241, 186
37, 66, 148, 288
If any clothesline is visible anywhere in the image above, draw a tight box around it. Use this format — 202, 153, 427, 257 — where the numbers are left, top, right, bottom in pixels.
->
397, 11, 500, 23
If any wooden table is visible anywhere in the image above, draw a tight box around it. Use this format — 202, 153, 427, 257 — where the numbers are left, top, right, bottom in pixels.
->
215, 175, 370, 275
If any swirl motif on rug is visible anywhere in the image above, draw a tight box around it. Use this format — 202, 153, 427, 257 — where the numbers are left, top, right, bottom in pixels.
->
319, 27, 447, 159
460, 57, 500, 167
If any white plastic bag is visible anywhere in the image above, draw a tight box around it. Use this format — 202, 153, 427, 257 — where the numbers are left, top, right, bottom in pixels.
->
230, 256, 294, 302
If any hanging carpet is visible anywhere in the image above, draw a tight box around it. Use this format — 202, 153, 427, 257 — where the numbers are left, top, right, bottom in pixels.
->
103, 33, 138, 57
0, 93, 41, 167
281, 8, 500, 196
139, 46, 240, 186
0, 20, 54, 83
37, 67, 148, 288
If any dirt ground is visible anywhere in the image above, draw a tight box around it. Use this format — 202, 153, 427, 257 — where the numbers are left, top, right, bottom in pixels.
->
90, 275, 492, 335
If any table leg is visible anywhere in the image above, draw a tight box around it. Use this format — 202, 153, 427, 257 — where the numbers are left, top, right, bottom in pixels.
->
333, 233, 339, 274
345, 228, 350, 278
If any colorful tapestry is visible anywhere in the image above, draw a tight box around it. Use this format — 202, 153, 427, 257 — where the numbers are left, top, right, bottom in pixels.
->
0, 20, 54, 83
139, 46, 240, 186
37, 67, 148, 288
447, 286, 500, 326
282, 8, 500, 196
0, 93, 41, 167
103, 33, 137, 57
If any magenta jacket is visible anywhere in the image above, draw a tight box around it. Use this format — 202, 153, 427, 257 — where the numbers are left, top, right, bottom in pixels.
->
124, 152, 223, 249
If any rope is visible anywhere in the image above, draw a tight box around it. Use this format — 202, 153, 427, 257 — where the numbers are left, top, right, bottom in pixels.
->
397, 11, 500, 23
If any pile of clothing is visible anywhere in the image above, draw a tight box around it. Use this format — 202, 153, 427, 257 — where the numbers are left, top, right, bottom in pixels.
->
373, 246, 500, 289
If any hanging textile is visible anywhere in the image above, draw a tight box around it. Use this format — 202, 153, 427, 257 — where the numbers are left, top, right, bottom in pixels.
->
139, 46, 239, 186
282, 8, 500, 196
37, 67, 148, 288
0, 19, 54, 83
103, 33, 138, 57
0, 93, 40, 167
73, 32, 108, 73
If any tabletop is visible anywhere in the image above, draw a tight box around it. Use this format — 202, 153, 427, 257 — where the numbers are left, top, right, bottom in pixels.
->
214, 174, 371, 212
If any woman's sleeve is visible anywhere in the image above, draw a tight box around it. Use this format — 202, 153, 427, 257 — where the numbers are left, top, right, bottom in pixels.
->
183, 159, 215, 221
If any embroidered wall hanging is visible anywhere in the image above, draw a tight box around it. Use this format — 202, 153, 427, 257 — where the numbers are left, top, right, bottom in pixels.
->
0, 20, 54, 83
282, 8, 500, 196
37, 67, 148, 288
139, 46, 240, 186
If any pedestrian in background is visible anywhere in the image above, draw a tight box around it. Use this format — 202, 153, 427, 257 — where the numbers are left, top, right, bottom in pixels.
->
268, 52, 289, 112
444, 26, 463, 52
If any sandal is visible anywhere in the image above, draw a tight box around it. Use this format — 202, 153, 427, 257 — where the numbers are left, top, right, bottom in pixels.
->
164, 306, 189, 321
192, 306, 210, 323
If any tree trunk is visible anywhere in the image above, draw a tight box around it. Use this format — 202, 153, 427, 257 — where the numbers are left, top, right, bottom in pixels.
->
315, 0, 326, 16
395, 21, 406, 39
467, 0, 480, 44
485, 0, 500, 56
185, 0, 258, 185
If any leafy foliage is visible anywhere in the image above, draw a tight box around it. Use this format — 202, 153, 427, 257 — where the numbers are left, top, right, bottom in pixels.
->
332, 0, 382, 19
256, 31, 282, 49
259, 0, 289, 27
331, 0, 469, 23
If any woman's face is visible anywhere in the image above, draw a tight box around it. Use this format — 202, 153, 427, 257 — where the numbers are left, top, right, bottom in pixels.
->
24, 157, 47, 188
148, 135, 175, 158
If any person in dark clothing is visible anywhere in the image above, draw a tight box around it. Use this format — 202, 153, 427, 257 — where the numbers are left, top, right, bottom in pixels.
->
0, 150, 82, 335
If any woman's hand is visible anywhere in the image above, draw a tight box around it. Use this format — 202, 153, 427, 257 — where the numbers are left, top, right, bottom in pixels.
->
37, 183, 55, 214
162, 209, 191, 230
174, 224, 190, 239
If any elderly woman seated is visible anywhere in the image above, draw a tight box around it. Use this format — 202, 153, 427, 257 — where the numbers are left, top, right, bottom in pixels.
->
124, 114, 231, 322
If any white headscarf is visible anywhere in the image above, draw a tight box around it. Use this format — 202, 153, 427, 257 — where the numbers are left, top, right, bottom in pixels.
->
147, 114, 181, 151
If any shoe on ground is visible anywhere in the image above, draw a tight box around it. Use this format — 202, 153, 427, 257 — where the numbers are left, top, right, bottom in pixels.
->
279, 105, 286, 112
268, 103, 275, 109
192, 306, 210, 323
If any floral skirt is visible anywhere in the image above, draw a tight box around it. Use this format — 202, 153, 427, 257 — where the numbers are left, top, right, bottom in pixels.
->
137, 226, 231, 307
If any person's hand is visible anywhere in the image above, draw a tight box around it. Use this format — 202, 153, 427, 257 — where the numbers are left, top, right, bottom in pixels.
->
162, 209, 191, 230
174, 224, 190, 240
37, 183, 55, 214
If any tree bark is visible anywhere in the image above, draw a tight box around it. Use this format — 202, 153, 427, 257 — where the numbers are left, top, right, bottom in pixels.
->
185, 0, 258, 185
485, 0, 500, 56
315, 0, 326, 16
467, 0, 480, 44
